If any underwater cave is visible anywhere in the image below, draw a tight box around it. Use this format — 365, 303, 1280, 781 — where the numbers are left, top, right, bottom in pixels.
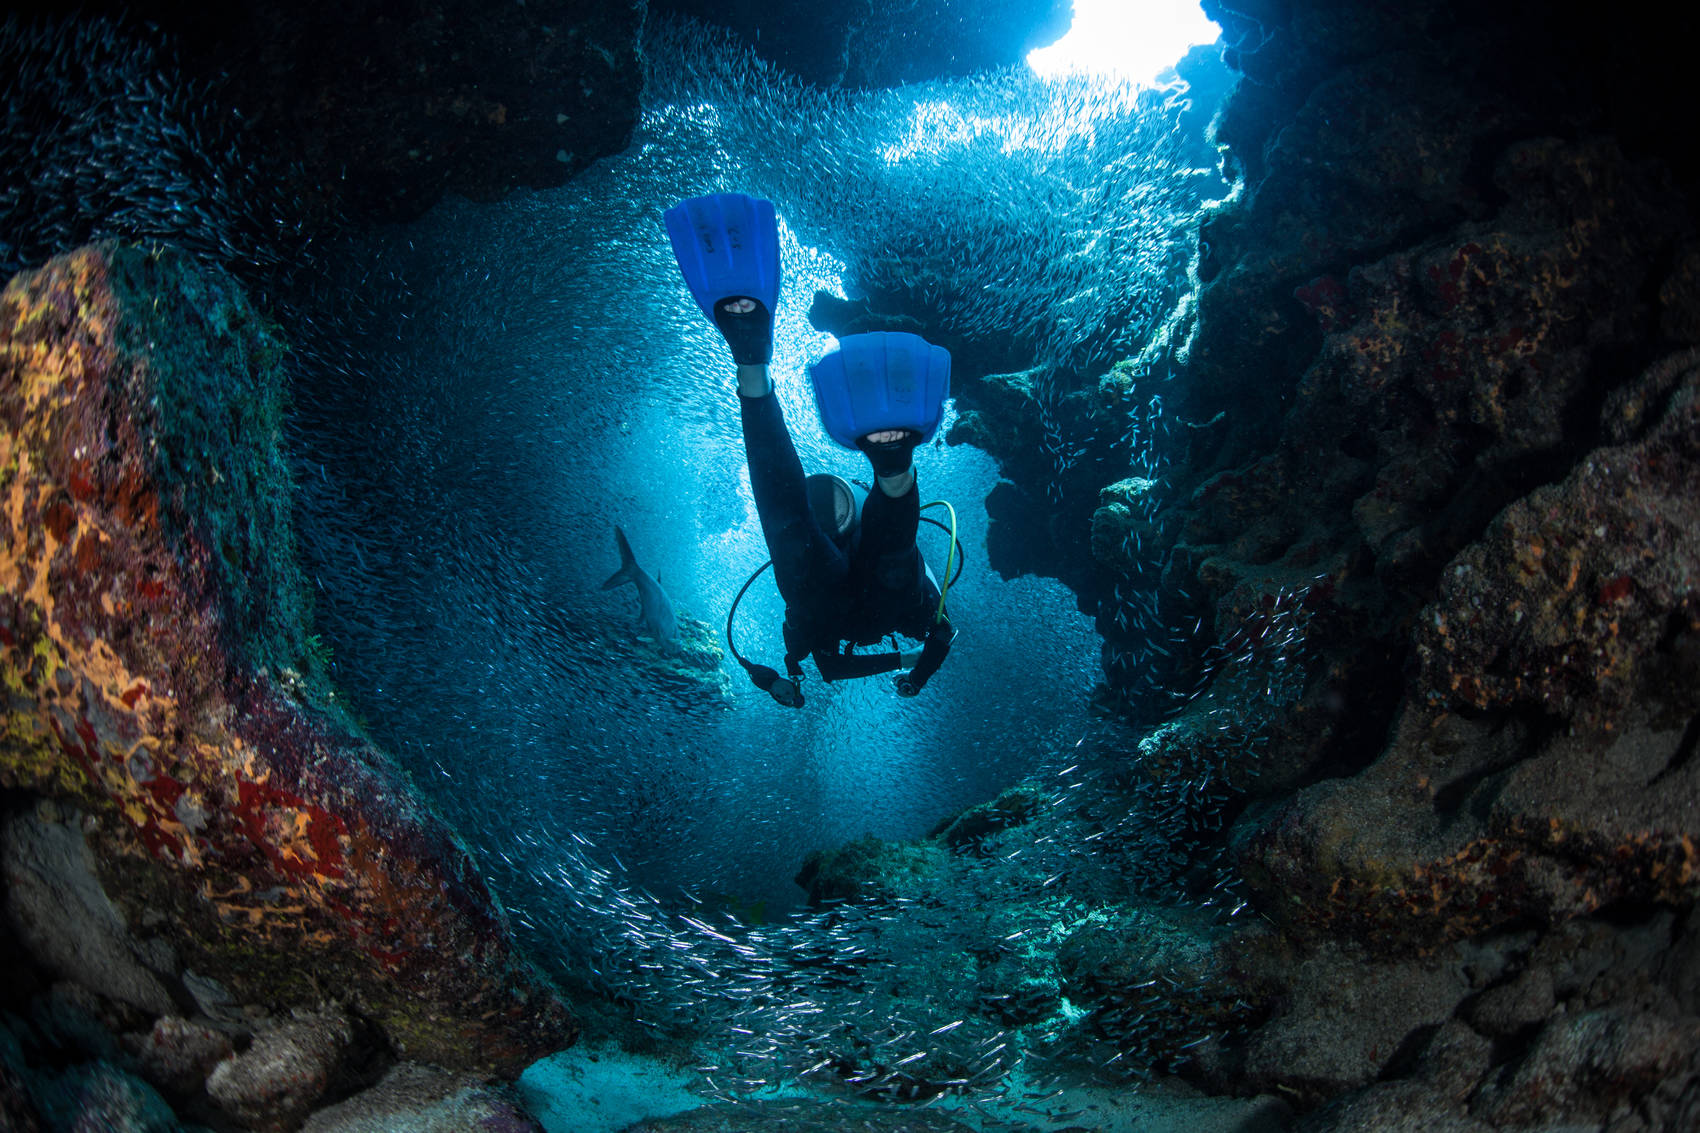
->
3, 1, 1699, 1131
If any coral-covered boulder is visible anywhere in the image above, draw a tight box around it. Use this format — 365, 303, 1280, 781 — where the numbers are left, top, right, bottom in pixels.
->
1414, 349, 1700, 729
300, 1062, 542, 1133
205, 1005, 357, 1132
1057, 903, 1270, 1074
794, 834, 948, 907
0, 244, 574, 1075
24, 1058, 179, 1133
1237, 353, 1700, 953
123, 1015, 235, 1103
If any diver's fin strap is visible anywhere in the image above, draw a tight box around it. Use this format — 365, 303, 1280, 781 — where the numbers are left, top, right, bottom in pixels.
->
712, 298, 774, 366
855, 430, 921, 479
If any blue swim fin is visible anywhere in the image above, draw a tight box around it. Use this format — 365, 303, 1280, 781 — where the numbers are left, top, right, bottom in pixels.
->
809, 332, 952, 451
665, 193, 781, 363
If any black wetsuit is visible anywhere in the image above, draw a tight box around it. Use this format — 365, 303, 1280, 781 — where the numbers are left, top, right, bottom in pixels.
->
741, 391, 953, 692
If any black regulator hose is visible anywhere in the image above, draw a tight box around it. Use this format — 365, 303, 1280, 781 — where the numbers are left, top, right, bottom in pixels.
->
726, 560, 804, 708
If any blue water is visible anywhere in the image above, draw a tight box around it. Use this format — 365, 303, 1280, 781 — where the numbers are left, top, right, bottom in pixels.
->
289, 19, 1222, 1066
300, 188, 1103, 912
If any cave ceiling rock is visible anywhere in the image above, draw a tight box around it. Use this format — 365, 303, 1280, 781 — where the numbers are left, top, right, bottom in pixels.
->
648, 0, 1071, 90
25, 0, 648, 227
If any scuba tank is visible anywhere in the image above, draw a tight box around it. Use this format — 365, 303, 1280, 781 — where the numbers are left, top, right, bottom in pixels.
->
806, 472, 867, 551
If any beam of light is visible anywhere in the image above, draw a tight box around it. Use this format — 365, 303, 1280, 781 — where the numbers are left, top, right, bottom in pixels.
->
1027, 0, 1221, 86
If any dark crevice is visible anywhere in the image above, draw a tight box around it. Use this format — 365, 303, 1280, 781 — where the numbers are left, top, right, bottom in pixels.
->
1376, 1022, 1441, 1081
1304, 642, 1407, 785
1591, 898, 1674, 929
1431, 768, 1496, 821
1655, 606, 1699, 653
1460, 127, 1526, 215
1651, 712, 1700, 786
1566, 339, 1670, 451
1430, 709, 1561, 820
1641, 238, 1681, 329
1485, 1022, 1549, 1072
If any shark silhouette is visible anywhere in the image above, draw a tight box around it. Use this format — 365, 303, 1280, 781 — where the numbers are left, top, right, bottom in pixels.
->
601, 526, 679, 653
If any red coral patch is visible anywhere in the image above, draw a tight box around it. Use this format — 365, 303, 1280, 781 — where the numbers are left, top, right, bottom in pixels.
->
1596, 575, 1634, 605
1294, 274, 1350, 333
235, 777, 348, 882
43, 498, 77, 542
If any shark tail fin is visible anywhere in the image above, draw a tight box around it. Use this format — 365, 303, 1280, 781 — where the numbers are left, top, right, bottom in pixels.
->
601, 526, 638, 590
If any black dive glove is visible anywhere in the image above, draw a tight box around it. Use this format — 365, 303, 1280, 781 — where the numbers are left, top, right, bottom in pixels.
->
712, 298, 774, 365
895, 618, 954, 697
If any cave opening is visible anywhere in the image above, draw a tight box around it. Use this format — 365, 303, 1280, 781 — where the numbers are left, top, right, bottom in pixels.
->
8, 0, 1700, 1128
276, 6, 1254, 1118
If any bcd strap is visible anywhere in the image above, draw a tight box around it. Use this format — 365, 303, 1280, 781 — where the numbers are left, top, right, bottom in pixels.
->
781, 618, 809, 678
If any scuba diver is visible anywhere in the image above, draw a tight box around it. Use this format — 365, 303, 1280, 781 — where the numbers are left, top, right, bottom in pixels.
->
664, 191, 957, 708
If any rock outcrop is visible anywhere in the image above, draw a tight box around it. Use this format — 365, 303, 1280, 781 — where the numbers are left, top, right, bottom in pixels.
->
0, 243, 575, 1104
1049, 0, 1700, 1125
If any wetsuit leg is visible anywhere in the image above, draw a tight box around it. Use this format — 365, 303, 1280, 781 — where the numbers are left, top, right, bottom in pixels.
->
840, 478, 930, 644
856, 478, 920, 561
843, 469, 924, 609
739, 393, 847, 622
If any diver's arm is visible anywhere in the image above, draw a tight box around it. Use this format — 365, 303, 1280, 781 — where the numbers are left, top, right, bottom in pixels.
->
813, 647, 904, 682
895, 616, 954, 697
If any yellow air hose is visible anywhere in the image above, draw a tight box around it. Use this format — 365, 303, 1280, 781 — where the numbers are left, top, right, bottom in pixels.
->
922, 498, 959, 624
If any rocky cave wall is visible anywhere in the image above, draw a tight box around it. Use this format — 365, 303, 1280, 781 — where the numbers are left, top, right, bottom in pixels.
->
1165, 0, 1699, 902
791, 0, 1700, 1126
1080, 0, 1700, 1125
1150, 0, 1700, 752
3, 0, 1699, 1129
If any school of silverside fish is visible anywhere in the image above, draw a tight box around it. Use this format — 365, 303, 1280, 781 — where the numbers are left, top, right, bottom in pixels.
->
0, 10, 1308, 1108
520, 581, 1315, 1107
0, 17, 315, 286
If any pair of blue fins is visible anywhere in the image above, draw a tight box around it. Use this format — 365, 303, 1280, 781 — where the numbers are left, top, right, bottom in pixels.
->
664, 190, 952, 447
603, 192, 952, 651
